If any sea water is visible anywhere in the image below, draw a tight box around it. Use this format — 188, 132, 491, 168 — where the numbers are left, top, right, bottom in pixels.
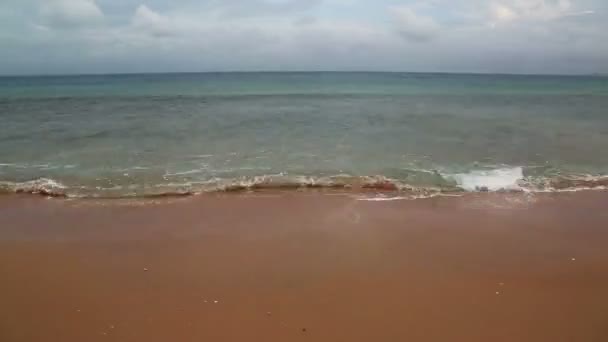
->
1, 72, 607, 198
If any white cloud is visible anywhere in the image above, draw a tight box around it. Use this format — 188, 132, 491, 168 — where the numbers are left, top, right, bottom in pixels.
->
39, 0, 104, 28
132, 4, 164, 26
131, 4, 176, 37
391, 6, 440, 42
486, 0, 593, 25
489, 3, 517, 23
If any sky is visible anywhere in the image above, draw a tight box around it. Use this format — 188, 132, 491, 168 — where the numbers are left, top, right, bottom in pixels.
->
0, 0, 606, 75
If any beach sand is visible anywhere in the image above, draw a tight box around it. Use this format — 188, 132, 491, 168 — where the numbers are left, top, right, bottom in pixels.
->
1, 191, 608, 341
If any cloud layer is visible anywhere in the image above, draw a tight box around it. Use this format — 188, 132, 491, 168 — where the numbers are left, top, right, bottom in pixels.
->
0, 0, 606, 75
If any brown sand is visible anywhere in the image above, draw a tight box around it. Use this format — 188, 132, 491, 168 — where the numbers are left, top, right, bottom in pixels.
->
1, 192, 608, 342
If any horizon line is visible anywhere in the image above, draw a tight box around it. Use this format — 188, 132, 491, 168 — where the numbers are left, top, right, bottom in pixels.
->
0, 70, 606, 78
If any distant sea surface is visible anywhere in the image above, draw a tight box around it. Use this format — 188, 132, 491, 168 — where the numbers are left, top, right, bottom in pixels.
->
1, 72, 608, 198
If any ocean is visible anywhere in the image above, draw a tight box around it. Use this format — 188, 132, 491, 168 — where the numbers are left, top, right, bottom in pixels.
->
1, 72, 607, 198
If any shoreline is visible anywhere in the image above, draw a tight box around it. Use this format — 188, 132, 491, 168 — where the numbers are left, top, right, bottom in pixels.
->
2, 169, 608, 200
1, 191, 608, 341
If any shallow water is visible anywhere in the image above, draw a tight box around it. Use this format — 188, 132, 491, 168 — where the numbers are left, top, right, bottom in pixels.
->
1, 72, 607, 197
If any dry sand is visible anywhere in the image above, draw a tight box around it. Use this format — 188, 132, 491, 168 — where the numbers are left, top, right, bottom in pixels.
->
1, 191, 608, 341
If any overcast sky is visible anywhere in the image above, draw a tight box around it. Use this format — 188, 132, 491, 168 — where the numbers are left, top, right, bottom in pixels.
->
1, 0, 606, 75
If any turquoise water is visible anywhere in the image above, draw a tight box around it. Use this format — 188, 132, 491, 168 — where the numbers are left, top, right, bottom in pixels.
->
1, 72, 608, 198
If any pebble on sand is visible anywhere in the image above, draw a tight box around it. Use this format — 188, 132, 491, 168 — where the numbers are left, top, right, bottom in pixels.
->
144, 268, 149, 272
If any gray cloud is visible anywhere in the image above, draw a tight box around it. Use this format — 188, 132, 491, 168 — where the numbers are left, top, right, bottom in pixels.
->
210, 0, 323, 17
39, 0, 105, 29
392, 6, 440, 42
0, 0, 606, 75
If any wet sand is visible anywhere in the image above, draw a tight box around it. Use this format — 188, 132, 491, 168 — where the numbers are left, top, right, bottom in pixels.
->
1, 192, 608, 342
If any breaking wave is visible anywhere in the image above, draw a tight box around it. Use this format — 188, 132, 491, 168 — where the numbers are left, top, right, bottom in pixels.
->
0, 178, 68, 197
446, 167, 524, 192
1, 168, 608, 199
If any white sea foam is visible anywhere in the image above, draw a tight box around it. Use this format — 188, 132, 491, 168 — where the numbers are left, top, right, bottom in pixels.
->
164, 169, 206, 177
446, 167, 524, 192
0, 178, 67, 196
119, 166, 150, 171
0, 163, 26, 168
356, 196, 411, 201
187, 154, 214, 159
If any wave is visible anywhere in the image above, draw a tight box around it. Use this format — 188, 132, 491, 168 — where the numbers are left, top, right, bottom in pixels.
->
210, 174, 447, 195
0, 174, 440, 199
0, 178, 68, 197
1, 169, 608, 199
444, 167, 608, 193
444, 167, 524, 192
540, 175, 608, 191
